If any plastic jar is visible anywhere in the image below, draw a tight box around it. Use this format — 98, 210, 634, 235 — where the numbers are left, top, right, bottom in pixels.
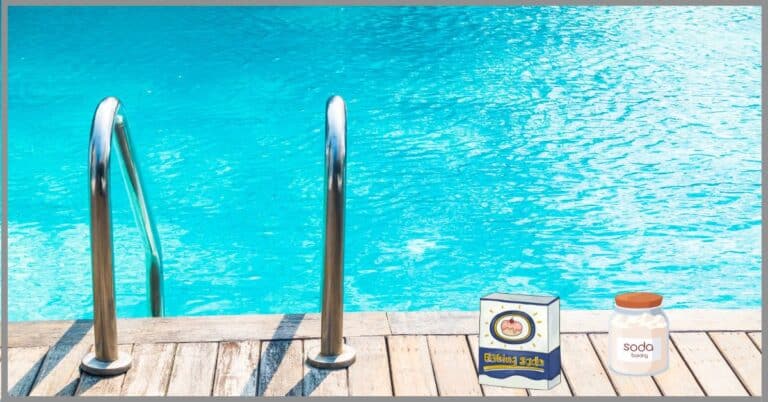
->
608, 292, 669, 376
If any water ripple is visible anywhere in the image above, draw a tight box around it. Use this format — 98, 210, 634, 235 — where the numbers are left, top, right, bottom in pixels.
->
7, 6, 761, 320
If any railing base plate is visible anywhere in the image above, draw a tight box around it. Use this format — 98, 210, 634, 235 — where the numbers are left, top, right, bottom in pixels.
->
80, 352, 132, 376
306, 344, 356, 369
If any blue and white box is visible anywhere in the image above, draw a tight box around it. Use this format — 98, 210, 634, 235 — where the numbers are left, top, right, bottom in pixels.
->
478, 293, 561, 390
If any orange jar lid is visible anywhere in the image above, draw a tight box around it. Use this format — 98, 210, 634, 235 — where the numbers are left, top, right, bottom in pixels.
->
615, 292, 663, 308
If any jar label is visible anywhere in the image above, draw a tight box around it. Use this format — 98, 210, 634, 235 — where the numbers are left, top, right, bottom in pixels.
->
615, 337, 662, 362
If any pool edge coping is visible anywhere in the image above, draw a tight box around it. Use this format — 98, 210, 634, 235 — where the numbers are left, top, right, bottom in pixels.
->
6, 308, 761, 348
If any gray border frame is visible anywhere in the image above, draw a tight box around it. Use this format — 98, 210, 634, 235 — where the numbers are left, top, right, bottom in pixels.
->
1, 2, 764, 401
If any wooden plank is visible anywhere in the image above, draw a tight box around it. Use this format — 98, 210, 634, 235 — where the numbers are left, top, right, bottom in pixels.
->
559, 333, 615, 396
8, 320, 93, 348
166, 342, 218, 396
386, 309, 761, 336
75, 344, 133, 396
10, 310, 760, 347
671, 332, 748, 396
9, 313, 390, 347
427, 335, 482, 396
708, 332, 762, 396
652, 339, 704, 396
748, 332, 761, 350
121, 343, 176, 396
388, 311, 478, 335
346, 336, 392, 396
467, 335, 528, 396
29, 337, 92, 396
387, 310, 626, 334
258, 340, 303, 396
120, 312, 390, 345
7, 346, 49, 396
527, 372, 572, 397
561, 311, 613, 333
302, 339, 348, 396
387, 335, 438, 396
563, 309, 761, 333
667, 310, 761, 332
588, 333, 660, 396
212, 340, 260, 396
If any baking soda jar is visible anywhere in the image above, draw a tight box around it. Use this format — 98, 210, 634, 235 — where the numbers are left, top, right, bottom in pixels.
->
608, 292, 669, 376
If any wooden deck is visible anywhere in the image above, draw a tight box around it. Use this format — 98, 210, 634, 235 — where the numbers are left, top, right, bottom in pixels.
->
3, 309, 762, 397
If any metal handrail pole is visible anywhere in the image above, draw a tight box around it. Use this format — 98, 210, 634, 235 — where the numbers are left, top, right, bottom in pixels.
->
306, 95, 356, 369
114, 114, 164, 317
81, 97, 165, 376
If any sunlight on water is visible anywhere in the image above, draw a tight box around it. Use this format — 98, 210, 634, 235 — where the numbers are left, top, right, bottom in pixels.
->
7, 6, 761, 320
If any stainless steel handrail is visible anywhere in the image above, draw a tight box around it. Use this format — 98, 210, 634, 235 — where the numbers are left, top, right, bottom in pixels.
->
81, 97, 164, 376
306, 95, 356, 369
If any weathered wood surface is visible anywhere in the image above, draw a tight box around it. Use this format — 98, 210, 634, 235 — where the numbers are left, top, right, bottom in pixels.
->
708, 332, 762, 396
652, 339, 705, 396
427, 335, 482, 396
257, 340, 303, 396
7, 346, 49, 397
28, 337, 92, 396
671, 332, 749, 396
10, 309, 759, 347
5, 310, 762, 397
387, 335, 438, 396
527, 371, 573, 397
75, 344, 134, 396
302, 339, 349, 396
388, 311, 478, 335
387, 309, 761, 335
8, 312, 391, 348
166, 342, 219, 396
346, 336, 393, 396
559, 333, 615, 396
8, 319, 93, 349
121, 343, 176, 396
213, 340, 260, 396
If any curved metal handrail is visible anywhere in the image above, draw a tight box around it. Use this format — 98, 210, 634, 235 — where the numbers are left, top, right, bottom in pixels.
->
83, 97, 164, 375
306, 95, 356, 369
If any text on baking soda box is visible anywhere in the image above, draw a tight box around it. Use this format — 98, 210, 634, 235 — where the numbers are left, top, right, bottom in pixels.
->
478, 293, 561, 390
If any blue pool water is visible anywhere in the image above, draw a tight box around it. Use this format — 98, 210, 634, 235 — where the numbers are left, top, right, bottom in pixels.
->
8, 6, 761, 321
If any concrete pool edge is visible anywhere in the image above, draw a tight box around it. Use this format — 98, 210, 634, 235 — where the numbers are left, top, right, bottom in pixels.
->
6, 308, 761, 348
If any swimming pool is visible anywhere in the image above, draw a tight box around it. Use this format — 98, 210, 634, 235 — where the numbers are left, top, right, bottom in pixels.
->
8, 6, 761, 321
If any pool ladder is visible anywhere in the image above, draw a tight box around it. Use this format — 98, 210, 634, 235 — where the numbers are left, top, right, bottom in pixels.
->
82, 96, 355, 376
81, 97, 164, 375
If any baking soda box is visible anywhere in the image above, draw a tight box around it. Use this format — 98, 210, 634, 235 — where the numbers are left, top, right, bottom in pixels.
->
478, 293, 561, 390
